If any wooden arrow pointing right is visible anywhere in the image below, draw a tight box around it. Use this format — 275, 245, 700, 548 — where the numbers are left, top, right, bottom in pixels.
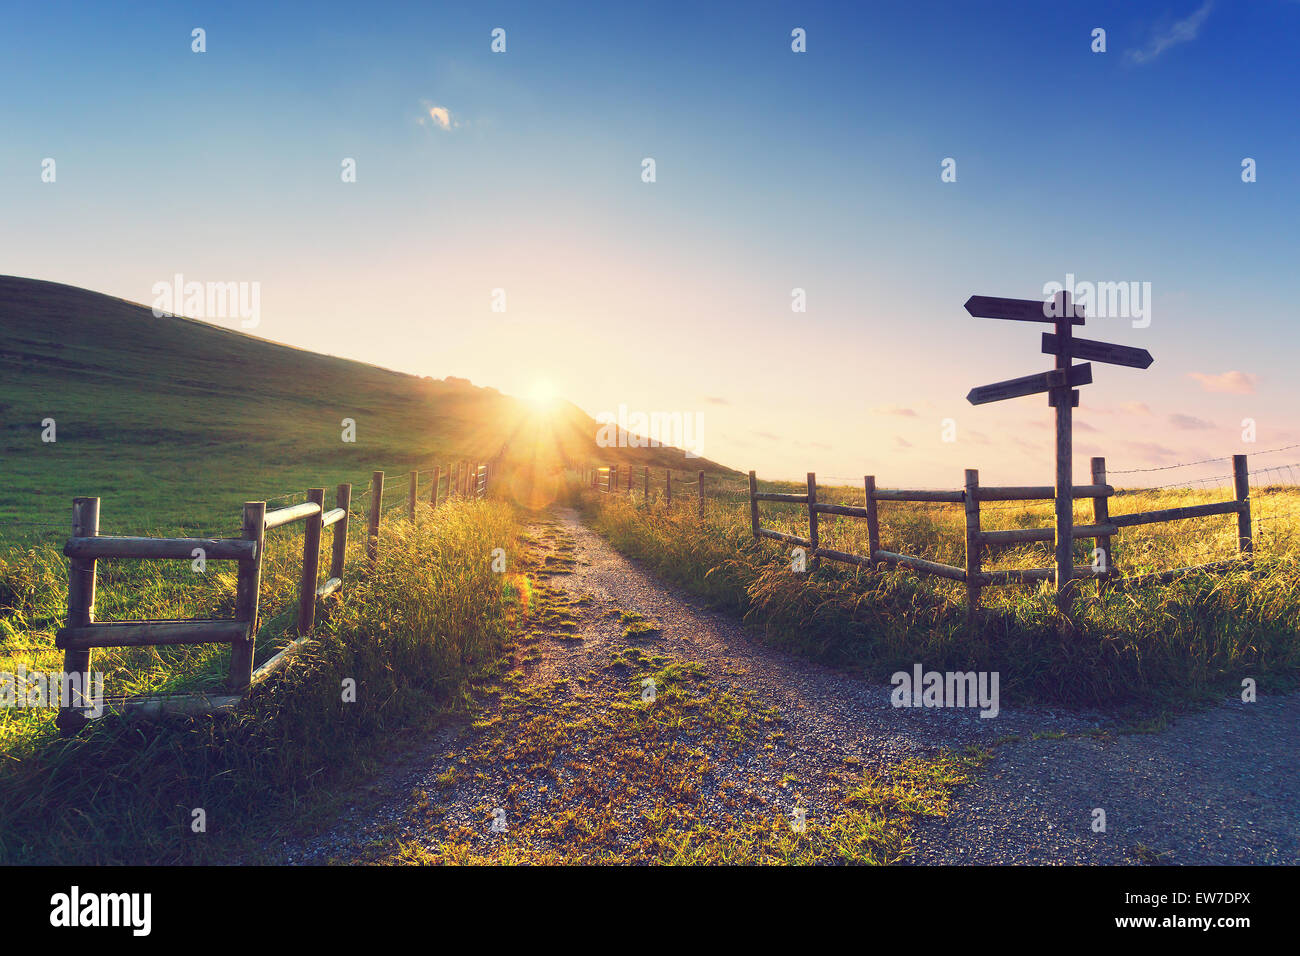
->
1042, 333, 1153, 369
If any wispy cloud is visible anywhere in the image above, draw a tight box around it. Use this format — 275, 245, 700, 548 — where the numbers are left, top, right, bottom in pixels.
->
873, 404, 917, 417
1169, 413, 1214, 430
1189, 370, 1257, 394
703, 396, 730, 406
1127, 1, 1213, 64
1121, 439, 1181, 462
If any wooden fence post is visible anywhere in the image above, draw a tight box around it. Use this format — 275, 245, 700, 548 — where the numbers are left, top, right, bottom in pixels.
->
864, 476, 880, 568
1234, 454, 1252, 562
964, 469, 981, 621
748, 471, 760, 538
368, 470, 384, 568
431, 466, 441, 508
298, 488, 325, 635
1090, 457, 1113, 587
666, 470, 672, 505
57, 496, 99, 734
610, 464, 617, 495
331, 483, 351, 583
698, 470, 705, 517
806, 473, 819, 570
229, 500, 265, 694
408, 471, 418, 520
644, 466, 649, 501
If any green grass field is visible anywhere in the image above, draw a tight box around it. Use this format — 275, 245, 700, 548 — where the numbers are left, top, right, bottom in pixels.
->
0, 276, 732, 539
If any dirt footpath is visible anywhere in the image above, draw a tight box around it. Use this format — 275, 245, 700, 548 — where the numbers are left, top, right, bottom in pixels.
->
280, 507, 1299, 865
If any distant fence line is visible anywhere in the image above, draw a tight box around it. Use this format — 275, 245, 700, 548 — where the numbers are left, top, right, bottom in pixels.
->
583, 463, 728, 515
52, 458, 495, 734
746, 454, 1252, 617
581, 453, 1258, 617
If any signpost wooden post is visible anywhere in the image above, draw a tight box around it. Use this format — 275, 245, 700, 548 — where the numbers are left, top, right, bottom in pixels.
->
1051, 293, 1076, 613
964, 291, 1153, 617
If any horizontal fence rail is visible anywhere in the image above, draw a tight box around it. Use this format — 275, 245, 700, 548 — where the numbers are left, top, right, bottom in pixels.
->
54, 458, 496, 734
734, 453, 1254, 619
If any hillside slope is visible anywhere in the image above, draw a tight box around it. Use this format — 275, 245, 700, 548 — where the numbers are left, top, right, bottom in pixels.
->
0, 276, 732, 533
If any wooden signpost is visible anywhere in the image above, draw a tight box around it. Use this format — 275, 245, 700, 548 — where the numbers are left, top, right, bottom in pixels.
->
964, 291, 1154, 615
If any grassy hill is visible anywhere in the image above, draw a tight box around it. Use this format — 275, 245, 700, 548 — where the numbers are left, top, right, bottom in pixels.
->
0, 276, 733, 537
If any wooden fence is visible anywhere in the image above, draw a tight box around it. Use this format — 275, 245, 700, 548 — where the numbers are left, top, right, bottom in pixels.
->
744, 454, 1253, 616
54, 460, 492, 733
587, 464, 708, 515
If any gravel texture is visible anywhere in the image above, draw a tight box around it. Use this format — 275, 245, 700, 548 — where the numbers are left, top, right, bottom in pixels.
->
907, 692, 1300, 865
278, 507, 1298, 865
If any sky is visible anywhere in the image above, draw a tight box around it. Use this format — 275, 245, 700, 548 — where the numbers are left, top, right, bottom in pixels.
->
2, 0, 1297, 487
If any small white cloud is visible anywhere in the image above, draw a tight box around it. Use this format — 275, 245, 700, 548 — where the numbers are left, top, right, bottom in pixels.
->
417, 101, 458, 131
428, 105, 452, 129
1127, 1, 1213, 64
1189, 370, 1257, 394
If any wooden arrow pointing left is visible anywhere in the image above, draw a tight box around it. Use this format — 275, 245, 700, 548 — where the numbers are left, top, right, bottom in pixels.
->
966, 363, 1093, 405
964, 295, 1084, 326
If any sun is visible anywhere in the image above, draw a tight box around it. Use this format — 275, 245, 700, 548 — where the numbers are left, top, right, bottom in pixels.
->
526, 378, 559, 408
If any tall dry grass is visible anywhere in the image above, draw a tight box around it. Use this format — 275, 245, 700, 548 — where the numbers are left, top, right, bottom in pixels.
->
583, 478, 1300, 709
0, 497, 520, 864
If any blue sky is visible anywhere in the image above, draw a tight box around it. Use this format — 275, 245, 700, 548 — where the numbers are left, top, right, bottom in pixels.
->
2, 0, 1297, 486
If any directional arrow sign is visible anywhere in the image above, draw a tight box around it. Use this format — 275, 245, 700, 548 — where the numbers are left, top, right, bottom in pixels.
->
966, 363, 1093, 405
964, 295, 1084, 326
1042, 333, 1153, 369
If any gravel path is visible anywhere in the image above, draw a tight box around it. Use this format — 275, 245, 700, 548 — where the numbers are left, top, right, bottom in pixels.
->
907, 693, 1300, 865
280, 507, 1299, 865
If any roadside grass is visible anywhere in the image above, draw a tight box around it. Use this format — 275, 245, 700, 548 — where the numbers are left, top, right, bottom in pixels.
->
0, 498, 520, 864
581, 481, 1300, 710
